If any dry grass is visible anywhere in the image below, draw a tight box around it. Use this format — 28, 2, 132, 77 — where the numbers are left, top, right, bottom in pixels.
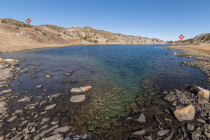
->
168, 44, 210, 56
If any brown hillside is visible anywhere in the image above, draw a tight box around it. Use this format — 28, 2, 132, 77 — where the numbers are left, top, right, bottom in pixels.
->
0, 18, 165, 53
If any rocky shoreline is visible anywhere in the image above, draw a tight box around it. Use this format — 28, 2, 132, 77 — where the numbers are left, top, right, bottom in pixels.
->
0, 46, 210, 140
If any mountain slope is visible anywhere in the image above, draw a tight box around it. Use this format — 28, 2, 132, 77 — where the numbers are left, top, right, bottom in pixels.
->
171, 33, 210, 45
0, 18, 165, 52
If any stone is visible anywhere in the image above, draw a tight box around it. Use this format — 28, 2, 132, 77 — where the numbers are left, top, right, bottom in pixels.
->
132, 130, 145, 136
81, 134, 88, 139
197, 86, 210, 99
45, 104, 56, 110
191, 132, 200, 140
144, 136, 152, 140
80, 86, 92, 92
53, 126, 71, 133
190, 86, 210, 99
65, 73, 72, 76
42, 134, 62, 140
164, 94, 176, 102
126, 117, 132, 120
15, 109, 23, 114
173, 104, 195, 121
30, 127, 36, 133
157, 129, 170, 137
41, 117, 50, 125
17, 97, 31, 102
205, 131, 210, 138
197, 118, 206, 123
70, 88, 82, 93
137, 113, 146, 123
41, 111, 47, 115
0, 89, 12, 94
70, 95, 86, 103
36, 85, 43, 89
204, 124, 210, 131
198, 98, 209, 104
187, 123, 195, 131
34, 125, 59, 139
45, 74, 52, 78
71, 86, 92, 93
7, 115, 17, 122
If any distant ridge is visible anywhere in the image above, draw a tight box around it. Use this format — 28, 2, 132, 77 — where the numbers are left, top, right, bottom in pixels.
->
169, 33, 210, 45
0, 18, 165, 52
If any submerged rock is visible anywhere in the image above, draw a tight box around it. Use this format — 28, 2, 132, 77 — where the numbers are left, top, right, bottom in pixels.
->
45, 74, 52, 78
45, 104, 56, 110
71, 86, 92, 93
70, 95, 86, 103
17, 97, 31, 102
42, 134, 62, 140
36, 85, 43, 89
137, 113, 146, 123
173, 104, 195, 121
65, 72, 73, 76
7, 115, 17, 122
53, 126, 71, 133
132, 130, 145, 136
0, 89, 12, 94
157, 129, 170, 137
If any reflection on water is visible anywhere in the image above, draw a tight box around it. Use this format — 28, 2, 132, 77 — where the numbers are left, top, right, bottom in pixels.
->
0, 44, 209, 129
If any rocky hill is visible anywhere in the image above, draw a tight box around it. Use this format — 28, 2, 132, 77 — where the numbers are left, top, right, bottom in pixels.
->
169, 33, 210, 45
0, 18, 165, 53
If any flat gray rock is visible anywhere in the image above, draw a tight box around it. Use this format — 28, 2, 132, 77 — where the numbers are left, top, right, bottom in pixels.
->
70, 95, 86, 103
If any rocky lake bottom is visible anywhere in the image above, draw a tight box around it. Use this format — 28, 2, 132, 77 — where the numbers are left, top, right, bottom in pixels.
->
0, 45, 210, 139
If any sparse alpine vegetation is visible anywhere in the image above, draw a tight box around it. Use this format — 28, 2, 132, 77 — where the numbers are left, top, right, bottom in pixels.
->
0, 18, 165, 53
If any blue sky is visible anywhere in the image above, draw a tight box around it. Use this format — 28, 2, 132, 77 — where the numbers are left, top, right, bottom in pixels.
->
0, 0, 210, 41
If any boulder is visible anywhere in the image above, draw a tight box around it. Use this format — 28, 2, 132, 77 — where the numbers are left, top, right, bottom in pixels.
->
70, 95, 86, 103
71, 86, 92, 93
173, 104, 195, 121
189, 86, 210, 99
197, 87, 210, 99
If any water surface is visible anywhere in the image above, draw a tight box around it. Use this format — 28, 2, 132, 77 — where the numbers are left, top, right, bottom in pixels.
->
1, 44, 209, 129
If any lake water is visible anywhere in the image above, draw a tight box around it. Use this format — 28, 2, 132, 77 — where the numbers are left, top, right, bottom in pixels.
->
1, 44, 209, 132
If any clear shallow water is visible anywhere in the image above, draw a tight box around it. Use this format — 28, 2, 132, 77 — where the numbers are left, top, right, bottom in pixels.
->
1, 44, 209, 128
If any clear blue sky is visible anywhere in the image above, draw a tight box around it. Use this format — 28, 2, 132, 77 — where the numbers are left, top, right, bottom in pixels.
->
0, 0, 210, 41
